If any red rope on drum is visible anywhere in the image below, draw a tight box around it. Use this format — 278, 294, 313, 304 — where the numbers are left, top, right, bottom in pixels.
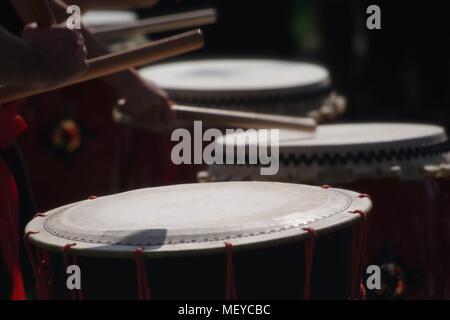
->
301, 228, 317, 300
63, 243, 84, 300
24, 231, 52, 300
225, 242, 238, 300
359, 282, 367, 300
135, 247, 151, 300
349, 210, 369, 300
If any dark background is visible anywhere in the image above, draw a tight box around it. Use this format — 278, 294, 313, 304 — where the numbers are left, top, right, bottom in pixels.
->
139, 0, 450, 130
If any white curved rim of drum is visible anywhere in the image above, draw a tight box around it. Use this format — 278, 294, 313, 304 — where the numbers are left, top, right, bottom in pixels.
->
26, 182, 371, 258
82, 10, 138, 27
139, 59, 331, 98
210, 123, 449, 182
216, 122, 447, 160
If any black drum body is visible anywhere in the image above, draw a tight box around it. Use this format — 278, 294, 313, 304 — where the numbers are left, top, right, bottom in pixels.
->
37, 227, 353, 300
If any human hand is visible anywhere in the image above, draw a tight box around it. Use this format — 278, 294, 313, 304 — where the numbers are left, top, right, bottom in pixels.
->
115, 77, 175, 126
21, 23, 88, 88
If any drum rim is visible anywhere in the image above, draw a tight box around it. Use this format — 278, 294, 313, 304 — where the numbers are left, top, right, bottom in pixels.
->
209, 123, 449, 183
25, 183, 371, 259
82, 10, 138, 28
214, 123, 448, 161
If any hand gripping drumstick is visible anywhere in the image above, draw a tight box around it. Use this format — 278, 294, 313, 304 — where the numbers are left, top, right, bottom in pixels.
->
24, 1, 315, 132
0, 30, 203, 103
0, 3, 204, 104
92, 8, 218, 40
114, 105, 318, 132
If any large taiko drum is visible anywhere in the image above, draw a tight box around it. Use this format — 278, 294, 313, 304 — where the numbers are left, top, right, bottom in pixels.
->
206, 123, 450, 299
24, 182, 371, 300
82, 10, 145, 51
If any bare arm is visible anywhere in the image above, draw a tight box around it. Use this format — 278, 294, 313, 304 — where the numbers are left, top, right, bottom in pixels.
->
49, 0, 173, 124
9, 0, 173, 123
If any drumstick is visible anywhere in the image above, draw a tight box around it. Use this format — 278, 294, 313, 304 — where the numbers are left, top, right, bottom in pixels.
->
114, 105, 317, 132
173, 105, 317, 131
92, 9, 217, 40
0, 30, 204, 104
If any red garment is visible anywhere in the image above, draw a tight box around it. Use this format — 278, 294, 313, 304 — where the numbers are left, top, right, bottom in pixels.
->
0, 100, 27, 149
0, 101, 27, 300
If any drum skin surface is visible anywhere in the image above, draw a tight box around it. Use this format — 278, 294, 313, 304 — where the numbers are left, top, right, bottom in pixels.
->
139, 59, 333, 115
24, 182, 371, 300
82, 10, 138, 27
26, 182, 371, 257
210, 123, 449, 184
141, 59, 330, 93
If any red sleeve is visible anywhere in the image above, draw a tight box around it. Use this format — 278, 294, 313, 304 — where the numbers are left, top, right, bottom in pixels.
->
0, 100, 28, 150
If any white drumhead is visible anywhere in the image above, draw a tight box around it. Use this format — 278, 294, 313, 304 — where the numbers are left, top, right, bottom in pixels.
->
140, 59, 330, 93
82, 10, 137, 27
218, 123, 446, 150
210, 123, 449, 183
26, 182, 370, 257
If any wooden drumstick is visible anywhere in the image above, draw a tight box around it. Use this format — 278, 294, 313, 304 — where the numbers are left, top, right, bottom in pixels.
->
0, 30, 204, 103
173, 105, 317, 131
114, 104, 317, 132
93, 9, 218, 40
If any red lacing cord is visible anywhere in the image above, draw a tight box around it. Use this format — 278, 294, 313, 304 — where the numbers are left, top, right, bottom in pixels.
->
359, 282, 367, 300
62, 243, 84, 300
225, 242, 237, 300
358, 194, 371, 200
302, 228, 317, 300
350, 207, 369, 300
34, 213, 46, 218
24, 231, 52, 299
135, 247, 151, 300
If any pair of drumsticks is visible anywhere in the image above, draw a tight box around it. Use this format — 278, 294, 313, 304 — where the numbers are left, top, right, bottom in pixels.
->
0, 1, 317, 132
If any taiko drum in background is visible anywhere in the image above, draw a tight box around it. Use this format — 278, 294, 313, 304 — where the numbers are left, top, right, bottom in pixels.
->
18, 80, 132, 212
82, 10, 146, 51
141, 59, 346, 121
121, 59, 347, 188
24, 182, 371, 300
206, 123, 450, 299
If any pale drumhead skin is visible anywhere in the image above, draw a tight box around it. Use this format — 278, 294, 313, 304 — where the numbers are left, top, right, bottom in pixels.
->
141, 59, 330, 93
82, 10, 138, 27
25, 182, 371, 258
139, 60, 333, 116
218, 123, 446, 150
210, 123, 449, 183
